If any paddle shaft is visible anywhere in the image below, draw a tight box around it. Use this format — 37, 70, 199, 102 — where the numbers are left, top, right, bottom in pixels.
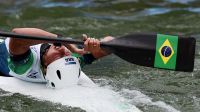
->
0, 31, 114, 48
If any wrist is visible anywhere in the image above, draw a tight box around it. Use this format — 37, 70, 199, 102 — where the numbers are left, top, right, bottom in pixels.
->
92, 49, 108, 59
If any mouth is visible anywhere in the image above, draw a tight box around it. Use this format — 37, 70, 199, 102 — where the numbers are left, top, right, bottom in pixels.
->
53, 52, 71, 62
64, 49, 71, 56
64, 52, 71, 56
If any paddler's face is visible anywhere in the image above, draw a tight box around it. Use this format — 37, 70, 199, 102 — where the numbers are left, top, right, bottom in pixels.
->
43, 44, 71, 67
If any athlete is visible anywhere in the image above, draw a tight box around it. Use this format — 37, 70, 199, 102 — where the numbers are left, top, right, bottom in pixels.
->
0, 28, 113, 85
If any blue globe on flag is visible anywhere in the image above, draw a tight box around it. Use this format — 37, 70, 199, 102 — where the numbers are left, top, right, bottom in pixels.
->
161, 46, 172, 57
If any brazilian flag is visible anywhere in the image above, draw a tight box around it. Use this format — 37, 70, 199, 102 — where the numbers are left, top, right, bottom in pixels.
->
154, 34, 178, 70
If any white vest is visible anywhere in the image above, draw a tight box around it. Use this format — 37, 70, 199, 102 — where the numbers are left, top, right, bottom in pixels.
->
5, 38, 46, 82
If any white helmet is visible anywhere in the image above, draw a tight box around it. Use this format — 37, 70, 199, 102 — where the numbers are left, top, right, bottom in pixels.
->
45, 56, 81, 88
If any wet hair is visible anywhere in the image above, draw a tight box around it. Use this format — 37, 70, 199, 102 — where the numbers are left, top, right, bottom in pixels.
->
40, 43, 51, 67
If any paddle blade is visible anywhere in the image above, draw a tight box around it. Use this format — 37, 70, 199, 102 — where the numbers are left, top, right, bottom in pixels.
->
101, 33, 196, 72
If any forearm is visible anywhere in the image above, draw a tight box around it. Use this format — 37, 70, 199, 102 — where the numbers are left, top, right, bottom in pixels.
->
9, 28, 57, 55
91, 49, 109, 59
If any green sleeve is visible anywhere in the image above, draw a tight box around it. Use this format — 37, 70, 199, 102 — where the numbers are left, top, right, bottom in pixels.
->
8, 52, 34, 75
72, 53, 85, 68
72, 53, 96, 68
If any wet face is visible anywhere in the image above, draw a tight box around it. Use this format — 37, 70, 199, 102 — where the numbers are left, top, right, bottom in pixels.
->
43, 44, 71, 67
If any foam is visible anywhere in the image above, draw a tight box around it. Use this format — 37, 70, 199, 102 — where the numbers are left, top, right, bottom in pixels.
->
0, 73, 141, 112
121, 89, 180, 112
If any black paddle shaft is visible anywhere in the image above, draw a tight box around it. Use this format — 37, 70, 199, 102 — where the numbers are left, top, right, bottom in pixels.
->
0, 31, 116, 47
0, 31, 84, 45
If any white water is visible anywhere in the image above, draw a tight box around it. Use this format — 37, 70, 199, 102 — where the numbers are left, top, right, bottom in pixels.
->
0, 74, 140, 112
0, 72, 180, 112
120, 89, 180, 112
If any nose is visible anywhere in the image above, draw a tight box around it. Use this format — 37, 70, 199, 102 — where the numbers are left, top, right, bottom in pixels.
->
56, 45, 66, 53
54, 45, 70, 56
